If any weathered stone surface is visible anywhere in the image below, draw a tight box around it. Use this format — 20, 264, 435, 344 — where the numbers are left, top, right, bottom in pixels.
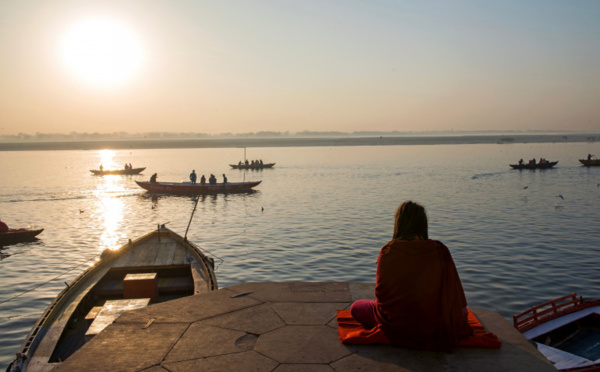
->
165, 324, 257, 362
348, 282, 376, 302
117, 287, 261, 323
55, 322, 188, 372
274, 364, 334, 372
271, 302, 347, 325
230, 282, 352, 303
256, 325, 351, 364
162, 351, 279, 372
139, 366, 170, 372
60, 283, 557, 372
200, 303, 285, 335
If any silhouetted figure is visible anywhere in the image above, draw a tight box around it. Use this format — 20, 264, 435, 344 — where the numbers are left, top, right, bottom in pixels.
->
190, 170, 197, 184
222, 174, 228, 183
150, 173, 157, 183
200, 175, 206, 185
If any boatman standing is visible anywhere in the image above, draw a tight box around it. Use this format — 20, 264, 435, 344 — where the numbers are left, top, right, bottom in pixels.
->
190, 170, 197, 184
222, 174, 228, 183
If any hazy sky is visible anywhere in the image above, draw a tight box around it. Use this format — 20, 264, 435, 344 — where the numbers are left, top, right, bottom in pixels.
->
1, 0, 599, 135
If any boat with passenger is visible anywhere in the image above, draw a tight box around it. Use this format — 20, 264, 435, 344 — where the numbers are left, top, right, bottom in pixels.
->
0, 228, 43, 245
136, 180, 261, 194
513, 293, 600, 371
510, 159, 558, 170
230, 162, 275, 170
90, 167, 146, 176
579, 155, 600, 166
8, 225, 217, 372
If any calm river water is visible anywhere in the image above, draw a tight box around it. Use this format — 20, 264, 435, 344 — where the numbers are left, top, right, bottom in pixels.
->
1, 141, 600, 368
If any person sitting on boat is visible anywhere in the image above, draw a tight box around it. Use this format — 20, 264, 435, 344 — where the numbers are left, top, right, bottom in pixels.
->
0, 219, 8, 232
518, 159, 523, 165
209, 174, 217, 184
200, 174, 206, 185
99, 164, 104, 171
222, 174, 227, 183
238, 161, 242, 166
245, 159, 249, 165
588, 154, 593, 160
259, 159, 263, 165
350, 201, 472, 351
190, 170, 197, 184
150, 173, 157, 183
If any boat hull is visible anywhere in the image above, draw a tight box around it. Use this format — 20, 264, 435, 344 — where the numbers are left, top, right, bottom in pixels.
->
514, 293, 600, 371
136, 180, 261, 194
90, 167, 146, 176
0, 228, 43, 245
579, 159, 600, 166
9, 226, 217, 372
510, 161, 558, 170
230, 163, 275, 170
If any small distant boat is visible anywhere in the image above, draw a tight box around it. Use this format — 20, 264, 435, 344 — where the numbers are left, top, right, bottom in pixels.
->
513, 293, 600, 371
510, 161, 558, 170
230, 147, 275, 170
9, 225, 217, 372
579, 159, 600, 166
90, 167, 146, 176
230, 163, 275, 170
0, 228, 43, 245
135, 180, 261, 194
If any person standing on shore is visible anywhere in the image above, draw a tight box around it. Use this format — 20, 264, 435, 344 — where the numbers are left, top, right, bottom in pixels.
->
350, 201, 472, 351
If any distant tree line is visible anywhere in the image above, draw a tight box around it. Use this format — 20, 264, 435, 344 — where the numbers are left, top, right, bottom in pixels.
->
0, 130, 584, 143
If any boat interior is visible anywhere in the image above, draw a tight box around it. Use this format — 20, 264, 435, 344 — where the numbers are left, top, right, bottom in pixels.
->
49, 264, 195, 363
532, 312, 600, 370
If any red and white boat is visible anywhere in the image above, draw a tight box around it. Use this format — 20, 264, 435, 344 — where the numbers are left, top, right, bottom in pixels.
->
513, 293, 600, 371
135, 180, 261, 194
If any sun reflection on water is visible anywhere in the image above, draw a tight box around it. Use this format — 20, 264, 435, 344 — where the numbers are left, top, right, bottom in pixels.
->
98, 149, 118, 170
93, 160, 127, 251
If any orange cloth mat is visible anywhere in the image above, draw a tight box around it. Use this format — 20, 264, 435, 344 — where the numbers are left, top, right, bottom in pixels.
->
337, 309, 501, 349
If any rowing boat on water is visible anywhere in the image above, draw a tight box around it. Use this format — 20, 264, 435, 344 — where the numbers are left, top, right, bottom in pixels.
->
579, 159, 600, 166
135, 180, 261, 194
0, 228, 43, 245
509, 161, 558, 170
8, 225, 217, 372
513, 293, 600, 371
90, 167, 146, 176
229, 163, 275, 170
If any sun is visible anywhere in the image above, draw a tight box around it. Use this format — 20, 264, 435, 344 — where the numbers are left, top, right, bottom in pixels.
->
60, 17, 144, 87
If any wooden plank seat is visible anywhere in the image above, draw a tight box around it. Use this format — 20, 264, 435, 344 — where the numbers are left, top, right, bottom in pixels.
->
94, 279, 124, 296
157, 276, 193, 294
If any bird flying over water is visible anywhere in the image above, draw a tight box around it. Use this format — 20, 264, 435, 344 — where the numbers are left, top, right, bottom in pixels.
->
556, 195, 564, 200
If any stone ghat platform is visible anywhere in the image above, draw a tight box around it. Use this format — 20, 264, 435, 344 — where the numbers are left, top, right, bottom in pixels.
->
56, 282, 555, 372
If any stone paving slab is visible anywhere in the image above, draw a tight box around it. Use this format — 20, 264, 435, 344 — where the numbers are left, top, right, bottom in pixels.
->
55, 282, 557, 372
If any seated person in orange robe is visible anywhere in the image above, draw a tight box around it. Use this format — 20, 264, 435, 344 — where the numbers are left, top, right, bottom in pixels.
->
350, 201, 472, 351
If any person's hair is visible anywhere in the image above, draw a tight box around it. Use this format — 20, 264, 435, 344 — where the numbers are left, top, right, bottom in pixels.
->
392, 201, 429, 241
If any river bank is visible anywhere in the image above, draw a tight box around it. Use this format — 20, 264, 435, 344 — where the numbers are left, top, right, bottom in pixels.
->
0, 133, 598, 151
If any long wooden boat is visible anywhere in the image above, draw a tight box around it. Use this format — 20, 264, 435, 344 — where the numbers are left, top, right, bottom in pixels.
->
135, 180, 261, 194
0, 228, 43, 245
90, 167, 146, 176
513, 293, 600, 371
230, 163, 275, 170
8, 225, 217, 372
510, 161, 558, 170
579, 159, 600, 166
